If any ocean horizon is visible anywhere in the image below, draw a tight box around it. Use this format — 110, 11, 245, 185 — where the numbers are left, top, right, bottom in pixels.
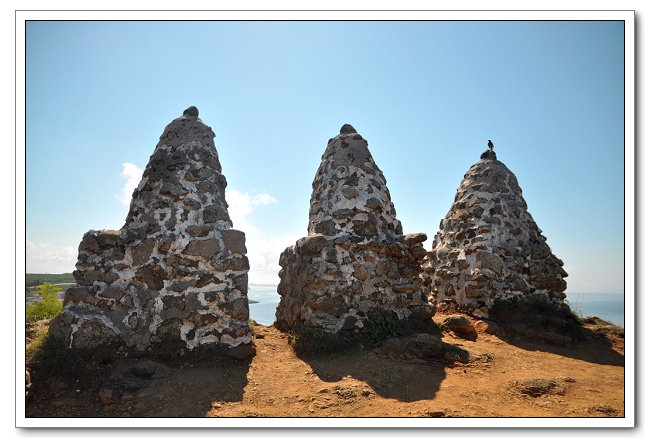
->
565, 292, 624, 328
248, 285, 625, 328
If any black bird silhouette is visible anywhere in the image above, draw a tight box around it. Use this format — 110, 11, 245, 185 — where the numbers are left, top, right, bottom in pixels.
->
488, 139, 494, 151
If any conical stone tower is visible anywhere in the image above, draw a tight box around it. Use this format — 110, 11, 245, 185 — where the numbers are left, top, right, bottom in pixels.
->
422, 149, 568, 318
50, 107, 254, 357
275, 124, 435, 334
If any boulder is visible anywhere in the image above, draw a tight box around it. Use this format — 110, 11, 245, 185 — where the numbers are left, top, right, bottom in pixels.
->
443, 315, 478, 339
473, 319, 502, 336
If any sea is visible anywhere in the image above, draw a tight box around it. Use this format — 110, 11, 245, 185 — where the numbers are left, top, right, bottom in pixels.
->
565, 292, 625, 328
248, 285, 625, 328
248, 284, 282, 325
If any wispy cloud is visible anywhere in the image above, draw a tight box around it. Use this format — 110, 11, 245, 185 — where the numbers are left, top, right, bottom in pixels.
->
246, 233, 300, 285
117, 162, 143, 206
225, 190, 278, 235
251, 192, 278, 206
225, 189, 293, 285
26, 238, 77, 274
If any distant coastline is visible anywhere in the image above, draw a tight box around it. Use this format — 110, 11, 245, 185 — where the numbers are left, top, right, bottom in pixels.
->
23, 275, 624, 328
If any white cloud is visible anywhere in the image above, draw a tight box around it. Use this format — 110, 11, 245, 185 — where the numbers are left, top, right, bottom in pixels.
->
225, 190, 278, 235
246, 234, 300, 285
117, 162, 144, 206
26, 238, 77, 274
251, 192, 278, 206
225, 189, 292, 285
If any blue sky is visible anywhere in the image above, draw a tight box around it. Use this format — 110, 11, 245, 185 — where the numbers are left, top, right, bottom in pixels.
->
25, 20, 624, 293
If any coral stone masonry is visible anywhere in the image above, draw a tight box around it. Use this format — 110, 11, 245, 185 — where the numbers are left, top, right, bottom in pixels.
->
422, 149, 568, 318
275, 125, 435, 334
49, 107, 253, 356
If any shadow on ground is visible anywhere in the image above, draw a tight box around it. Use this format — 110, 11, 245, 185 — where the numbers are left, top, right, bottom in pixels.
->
297, 326, 470, 403
126, 356, 252, 417
25, 352, 252, 418
486, 298, 625, 367
496, 327, 625, 367
301, 349, 446, 402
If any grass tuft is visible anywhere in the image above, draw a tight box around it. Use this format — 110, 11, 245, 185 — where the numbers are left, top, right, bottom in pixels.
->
29, 330, 84, 383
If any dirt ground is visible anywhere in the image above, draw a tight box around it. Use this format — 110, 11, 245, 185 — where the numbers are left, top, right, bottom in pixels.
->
24, 312, 625, 419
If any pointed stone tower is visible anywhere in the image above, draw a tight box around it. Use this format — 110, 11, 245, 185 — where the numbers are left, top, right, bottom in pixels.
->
50, 107, 253, 357
275, 125, 434, 334
422, 149, 568, 318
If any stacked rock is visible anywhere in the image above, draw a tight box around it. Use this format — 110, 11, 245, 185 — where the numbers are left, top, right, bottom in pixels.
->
275, 124, 435, 334
422, 149, 568, 318
50, 107, 253, 357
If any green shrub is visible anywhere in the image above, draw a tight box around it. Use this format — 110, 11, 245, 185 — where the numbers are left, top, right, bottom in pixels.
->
488, 296, 584, 339
364, 315, 403, 342
290, 325, 348, 356
26, 284, 64, 322
567, 308, 583, 324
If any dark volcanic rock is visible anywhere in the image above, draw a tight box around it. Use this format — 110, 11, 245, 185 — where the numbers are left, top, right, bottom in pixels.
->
183, 106, 199, 117
339, 123, 357, 134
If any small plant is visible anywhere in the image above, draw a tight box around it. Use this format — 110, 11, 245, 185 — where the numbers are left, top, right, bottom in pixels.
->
169, 348, 185, 360
29, 332, 83, 382
290, 325, 348, 356
364, 315, 402, 342
26, 284, 64, 322
566, 307, 583, 324
332, 385, 359, 399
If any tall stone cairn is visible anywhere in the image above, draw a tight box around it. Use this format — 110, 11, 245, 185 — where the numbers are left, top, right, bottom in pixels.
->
50, 107, 253, 357
275, 124, 435, 334
421, 149, 568, 318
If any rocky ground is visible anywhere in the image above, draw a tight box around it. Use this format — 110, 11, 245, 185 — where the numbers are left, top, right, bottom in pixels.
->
24, 311, 624, 419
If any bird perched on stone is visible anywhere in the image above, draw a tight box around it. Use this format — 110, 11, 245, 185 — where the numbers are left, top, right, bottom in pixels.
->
488, 139, 494, 151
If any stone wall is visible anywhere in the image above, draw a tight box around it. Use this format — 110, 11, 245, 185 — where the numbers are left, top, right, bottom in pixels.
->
275, 125, 435, 334
421, 150, 568, 318
49, 107, 253, 356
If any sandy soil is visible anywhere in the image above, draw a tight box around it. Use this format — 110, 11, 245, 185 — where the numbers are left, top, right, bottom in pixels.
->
25, 313, 624, 419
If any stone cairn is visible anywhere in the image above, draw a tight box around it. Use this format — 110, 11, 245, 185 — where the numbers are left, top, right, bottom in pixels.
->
275, 124, 435, 334
50, 107, 254, 357
421, 148, 568, 318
